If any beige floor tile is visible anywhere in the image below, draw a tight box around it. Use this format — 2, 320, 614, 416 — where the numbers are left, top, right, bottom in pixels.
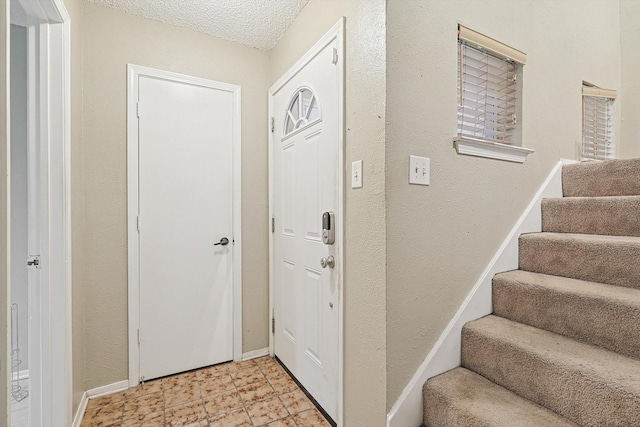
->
279, 389, 313, 414
163, 371, 197, 388
123, 390, 164, 419
122, 410, 164, 427
164, 383, 201, 407
86, 392, 126, 413
226, 360, 257, 372
260, 362, 286, 379
81, 402, 124, 427
125, 380, 163, 399
254, 356, 273, 365
246, 396, 289, 426
208, 407, 252, 427
265, 417, 298, 427
237, 380, 276, 404
232, 365, 265, 387
203, 389, 243, 417
293, 408, 332, 427
199, 372, 235, 396
165, 400, 208, 427
268, 374, 298, 395
196, 363, 229, 380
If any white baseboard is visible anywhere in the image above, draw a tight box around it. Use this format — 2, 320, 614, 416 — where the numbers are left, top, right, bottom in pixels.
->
72, 392, 88, 427
72, 379, 129, 427
386, 160, 565, 427
242, 347, 269, 361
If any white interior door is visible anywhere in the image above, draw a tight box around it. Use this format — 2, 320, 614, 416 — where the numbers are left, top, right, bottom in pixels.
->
136, 72, 237, 381
271, 26, 342, 421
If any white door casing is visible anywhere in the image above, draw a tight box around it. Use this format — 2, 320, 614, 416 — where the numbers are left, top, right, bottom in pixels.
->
269, 19, 345, 424
11, 0, 72, 425
127, 66, 242, 384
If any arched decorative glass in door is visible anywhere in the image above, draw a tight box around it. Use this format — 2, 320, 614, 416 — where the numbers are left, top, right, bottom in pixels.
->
283, 86, 321, 137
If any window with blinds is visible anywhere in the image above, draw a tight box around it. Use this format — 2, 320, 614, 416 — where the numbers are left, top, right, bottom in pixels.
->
457, 25, 525, 146
582, 85, 616, 160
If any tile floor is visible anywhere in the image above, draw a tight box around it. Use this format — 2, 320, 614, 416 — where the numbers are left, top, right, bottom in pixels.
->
81, 356, 333, 427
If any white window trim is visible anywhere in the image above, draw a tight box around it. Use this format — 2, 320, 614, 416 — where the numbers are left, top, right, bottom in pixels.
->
454, 137, 534, 163
455, 24, 533, 163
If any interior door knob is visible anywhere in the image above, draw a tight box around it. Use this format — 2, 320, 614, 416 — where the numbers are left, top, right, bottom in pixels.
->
320, 255, 335, 268
214, 237, 229, 246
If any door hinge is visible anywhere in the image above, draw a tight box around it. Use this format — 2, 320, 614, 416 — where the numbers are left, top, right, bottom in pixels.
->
27, 255, 40, 269
136, 101, 141, 118
272, 317, 275, 334
332, 47, 338, 65
137, 215, 140, 232
271, 217, 275, 233
271, 117, 275, 133
137, 328, 141, 345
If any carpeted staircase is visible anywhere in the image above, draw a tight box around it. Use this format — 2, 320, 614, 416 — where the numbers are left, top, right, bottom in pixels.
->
423, 158, 640, 426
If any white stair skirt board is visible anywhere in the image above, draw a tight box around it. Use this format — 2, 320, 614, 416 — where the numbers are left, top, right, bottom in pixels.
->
386, 159, 577, 427
242, 347, 270, 362
72, 380, 129, 427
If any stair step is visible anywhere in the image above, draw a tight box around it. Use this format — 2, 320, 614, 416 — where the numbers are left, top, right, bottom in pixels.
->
462, 315, 640, 427
542, 195, 640, 237
493, 270, 640, 359
519, 232, 640, 289
562, 158, 640, 197
423, 367, 577, 427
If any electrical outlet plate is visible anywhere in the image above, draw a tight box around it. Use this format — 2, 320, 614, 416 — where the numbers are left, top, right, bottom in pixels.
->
409, 155, 430, 186
352, 160, 363, 188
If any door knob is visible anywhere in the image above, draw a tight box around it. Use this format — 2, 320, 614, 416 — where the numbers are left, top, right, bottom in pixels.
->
320, 255, 335, 268
214, 237, 230, 246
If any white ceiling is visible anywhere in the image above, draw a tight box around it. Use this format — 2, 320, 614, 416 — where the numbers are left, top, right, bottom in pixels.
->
86, 0, 310, 50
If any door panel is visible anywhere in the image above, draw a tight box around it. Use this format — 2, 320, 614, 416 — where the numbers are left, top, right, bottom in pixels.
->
272, 33, 341, 420
138, 75, 234, 381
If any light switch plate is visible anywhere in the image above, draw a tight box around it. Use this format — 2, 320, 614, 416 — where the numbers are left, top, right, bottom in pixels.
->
352, 160, 363, 188
409, 155, 430, 186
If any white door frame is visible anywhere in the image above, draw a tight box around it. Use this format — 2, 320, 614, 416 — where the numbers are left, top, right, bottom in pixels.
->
10, 0, 72, 425
268, 18, 345, 427
127, 65, 243, 387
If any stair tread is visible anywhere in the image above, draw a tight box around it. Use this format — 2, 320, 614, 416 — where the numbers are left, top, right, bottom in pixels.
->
545, 195, 640, 202
519, 232, 640, 289
493, 270, 640, 359
521, 231, 640, 244
542, 197, 640, 236
562, 158, 640, 197
495, 270, 640, 303
424, 367, 578, 427
464, 315, 640, 391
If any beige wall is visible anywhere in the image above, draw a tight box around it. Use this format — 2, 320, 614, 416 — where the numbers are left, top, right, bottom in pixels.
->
620, 0, 640, 158
1, 0, 9, 422
64, 0, 87, 414
269, 1, 387, 425
77, 1, 270, 389
386, 0, 621, 409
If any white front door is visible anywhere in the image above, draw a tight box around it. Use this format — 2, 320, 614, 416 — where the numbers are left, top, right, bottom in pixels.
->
135, 71, 239, 381
271, 24, 343, 422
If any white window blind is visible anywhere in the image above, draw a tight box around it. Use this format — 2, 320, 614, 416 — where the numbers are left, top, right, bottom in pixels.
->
582, 86, 616, 160
457, 40, 520, 145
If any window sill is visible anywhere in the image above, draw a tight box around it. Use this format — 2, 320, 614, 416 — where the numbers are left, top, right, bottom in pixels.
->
454, 137, 534, 163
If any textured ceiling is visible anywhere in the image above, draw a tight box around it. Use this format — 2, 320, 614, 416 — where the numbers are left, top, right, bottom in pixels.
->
86, 0, 310, 50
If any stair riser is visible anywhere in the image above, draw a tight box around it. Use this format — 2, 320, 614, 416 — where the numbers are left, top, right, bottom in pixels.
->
519, 236, 640, 289
462, 327, 640, 426
542, 197, 640, 237
493, 277, 640, 360
562, 159, 640, 197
